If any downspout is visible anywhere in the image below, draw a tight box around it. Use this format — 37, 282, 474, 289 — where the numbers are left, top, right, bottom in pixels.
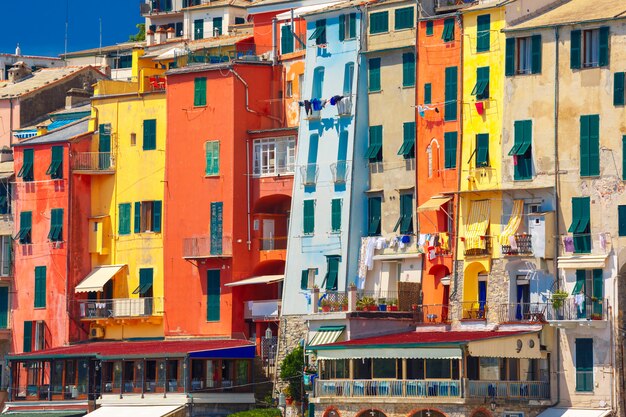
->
246, 138, 252, 251
553, 26, 561, 407
66, 143, 72, 342
230, 68, 282, 124
9, 97, 14, 147
452, 13, 463, 302
272, 18, 278, 66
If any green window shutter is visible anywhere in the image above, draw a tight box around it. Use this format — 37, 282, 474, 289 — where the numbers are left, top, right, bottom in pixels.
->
424, 83, 432, 105
570, 30, 581, 69
472, 66, 490, 100
444, 132, 458, 169
368, 197, 381, 236
18, 149, 34, 181
368, 58, 381, 93
331, 199, 341, 232
402, 52, 415, 87
598, 26, 609, 67
580, 115, 600, 177
23, 321, 32, 353
575, 338, 593, 392
476, 14, 490, 52
0, 287, 8, 329
48, 208, 63, 242
134, 202, 141, 233
34, 266, 46, 308
370, 11, 388, 34
505, 37, 516, 76
426, 20, 433, 36
206, 270, 220, 321
349, 13, 356, 39
622, 135, 626, 180
47, 146, 64, 179
152, 201, 162, 233
300, 270, 309, 290
312, 67, 325, 99
281, 25, 294, 53
118, 203, 130, 235
138, 268, 154, 295
205, 141, 219, 175
210, 202, 223, 255
194, 77, 207, 106
580, 115, 590, 176
572, 270, 586, 294
398, 193, 413, 234
18, 211, 32, 244
592, 269, 603, 316
444, 66, 458, 121
442, 18, 454, 42
303, 200, 315, 234
476, 134, 490, 167
614, 72, 625, 106
213, 17, 223, 35
366, 125, 383, 162
312, 19, 326, 44
510, 120, 533, 180
143, 119, 157, 150
571, 197, 591, 254
531, 35, 542, 74
395, 7, 414, 30
325, 256, 339, 291
194, 19, 204, 40
397, 122, 415, 158
339, 14, 346, 41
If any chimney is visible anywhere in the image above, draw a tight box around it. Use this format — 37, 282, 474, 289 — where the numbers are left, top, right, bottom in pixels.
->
36, 125, 48, 136
166, 27, 176, 40
156, 27, 167, 44
146, 29, 155, 46
15, 43, 21, 56
8, 61, 32, 83
66, 87, 92, 109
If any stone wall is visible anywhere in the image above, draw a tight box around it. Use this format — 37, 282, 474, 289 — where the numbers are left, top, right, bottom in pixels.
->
274, 315, 308, 395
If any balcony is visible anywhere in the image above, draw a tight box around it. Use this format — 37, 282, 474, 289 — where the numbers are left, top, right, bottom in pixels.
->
467, 380, 550, 401
258, 236, 287, 251
497, 303, 548, 324
457, 301, 488, 321
183, 235, 232, 259
316, 379, 461, 399
501, 234, 533, 256
330, 161, 350, 184
300, 164, 318, 186
463, 236, 492, 257
72, 152, 115, 175
77, 297, 164, 319
244, 299, 281, 321
545, 297, 606, 325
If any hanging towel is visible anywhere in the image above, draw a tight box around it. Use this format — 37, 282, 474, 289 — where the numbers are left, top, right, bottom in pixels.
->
440, 232, 449, 251
376, 237, 387, 250
433, 234, 440, 246
475, 101, 485, 115
330, 95, 343, 106
418, 233, 426, 246
563, 236, 575, 253
508, 234, 518, 250
311, 98, 323, 111
401, 235, 411, 244
599, 233, 607, 250
358, 237, 368, 279
303, 100, 312, 116
366, 237, 377, 270
428, 246, 436, 260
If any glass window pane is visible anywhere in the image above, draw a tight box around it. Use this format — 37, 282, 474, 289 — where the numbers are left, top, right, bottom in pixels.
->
372, 359, 396, 379
425, 359, 451, 379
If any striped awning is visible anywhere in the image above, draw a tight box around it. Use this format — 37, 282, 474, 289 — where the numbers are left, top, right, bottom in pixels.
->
465, 200, 491, 250
307, 326, 345, 350
499, 200, 524, 245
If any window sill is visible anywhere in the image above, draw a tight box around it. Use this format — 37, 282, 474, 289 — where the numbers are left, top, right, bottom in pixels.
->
369, 31, 389, 36
368, 90, 382, 94
204, 174, 220, 178
253, 173, 295, 178
401, 85, 415, 89
34, 307, 46, 310
193, 105, 207, 108
302, 233, 314, 237
580, 175, 600, 178
513, 178, 534, 182
394, 27, 415, 32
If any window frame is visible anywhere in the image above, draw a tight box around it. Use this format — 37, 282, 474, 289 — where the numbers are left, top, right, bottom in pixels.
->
205, 140, 220, 176
48, 208, 64, 242
34, 266, 46, 309
252, 137, 296, 177
47, 146, 64, 179
394, 7, 414, 31
367, 196, 382, 236
143, 119, 157, 151
194, 77, 207, 107
476, 14, 490, 52
369, 11, 389, 35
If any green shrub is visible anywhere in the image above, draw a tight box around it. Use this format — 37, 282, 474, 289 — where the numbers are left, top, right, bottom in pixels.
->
279, 345, 304, 400
228, 408, 282, 417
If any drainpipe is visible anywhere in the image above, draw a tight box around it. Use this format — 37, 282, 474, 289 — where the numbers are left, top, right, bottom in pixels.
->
452, 13, 463, 303
272, 18, 278, 66
66, 143, 73, 341
246, 138, 252, 251
553, 26, 561, 407
230, 68, 282, 124
8, 97, 14, 147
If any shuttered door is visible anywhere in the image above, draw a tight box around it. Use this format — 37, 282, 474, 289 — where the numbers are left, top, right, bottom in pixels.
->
210, 202, 223, 255
592, 269, 603, 317
575, 338, 593, 392
0, 287, 8, 329
23, 321, 33, 353
570, 30, 581, 69
444, 67, 457, 121
206, 270, 220, 321
476, 14, 490, 52
402, 52, 415, 87
303, 200, 315, 234
331, 199, 341, 232
34, 266, 46, 308
505, 38, 515, 76
98, 124, 111, 169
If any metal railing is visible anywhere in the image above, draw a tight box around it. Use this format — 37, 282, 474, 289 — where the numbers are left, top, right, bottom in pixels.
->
545, 297, 606, 321
501, 234, 533, 256
103, 377, 184, 394
316, 379, 461, 398
463, 236, 492, 257
300, 164, 319, 185
497, 303, 548, 323
183, 235, 233, 258
330, 161, 350, 184
244, 299, 281, 320
72, 152, 114, 172
78, 297, 164, 319
560, 232, 611, 255
319, 292, 349, 312
467, 380, 550, 400
356, 290, 420, 312
413, 304, 452, 324
457, 301, 488, 320
258, 236, 287, 251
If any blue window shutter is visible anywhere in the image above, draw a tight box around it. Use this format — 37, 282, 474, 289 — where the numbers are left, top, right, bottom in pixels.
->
349, 13, 356, 39
152, 201, 162, 233
134, 202, 141, 233
505, 38, 516, 76
206, 270, 220, 321
210, 202, 223, 255
281, 25, 294, 54
301, 270, 309, 290
598, 26, 609, 67
339, 14, 346, 41
571, 30, 581, 69
426, 21, 433, 36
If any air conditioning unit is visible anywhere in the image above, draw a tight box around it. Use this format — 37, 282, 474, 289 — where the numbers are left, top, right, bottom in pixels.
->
90, 326, 105, 339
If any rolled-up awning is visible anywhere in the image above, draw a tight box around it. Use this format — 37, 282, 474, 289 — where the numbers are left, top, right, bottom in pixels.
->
372, 253, 421, 261
468, 332, 543, 359
417, 196, 452, 212
464, 200, 490, 250
536, 408, 611, 417
316, 347, 462, 360
74, 265, 125, 293
558, 254, 608, 269
499, 199, 524, 245
308, 326, 345, 351
224, 274, 284, 287
83, 405, 185, 417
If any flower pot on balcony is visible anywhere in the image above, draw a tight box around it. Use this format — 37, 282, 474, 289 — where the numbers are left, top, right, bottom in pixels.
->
367, 305, 378, 312
388, 305, 398, 311
321, 305, 331, 313
378, 304, 387, 312
285, 397, 294, 405
411, 303, 418, 311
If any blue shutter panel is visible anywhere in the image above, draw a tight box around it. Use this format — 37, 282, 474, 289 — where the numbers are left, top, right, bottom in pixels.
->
339, 14, 346, 41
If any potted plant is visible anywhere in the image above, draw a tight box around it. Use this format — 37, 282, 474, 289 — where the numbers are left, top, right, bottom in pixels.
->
320, 299, 332, 312
341, 297, 348, 311
378, 297, 387, 312
283, 386, 294, 405
361, 296, 377, 311
356, 298, 365, 311
411, 303, 419, 311
388, 299, 398, 311
551, 289, 568, 319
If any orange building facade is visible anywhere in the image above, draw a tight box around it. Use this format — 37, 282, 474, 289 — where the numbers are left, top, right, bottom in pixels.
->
416, 13, 462, 312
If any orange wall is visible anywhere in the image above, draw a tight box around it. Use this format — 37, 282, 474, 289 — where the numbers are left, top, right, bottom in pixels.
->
12, 137, 92, 353
416, 17, 462, 306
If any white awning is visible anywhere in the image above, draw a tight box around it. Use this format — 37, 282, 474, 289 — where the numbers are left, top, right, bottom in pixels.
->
224, 275, 284, 287
154, 47, 188, 61
316, 347, 462, 360
536, 408, 611, 417
86, 405, 185, 417
276, 2, 342, 20
74, 265, 125, 293
557, 255, 608, 269
372, 253, 422, 261
468, 332, 543, 359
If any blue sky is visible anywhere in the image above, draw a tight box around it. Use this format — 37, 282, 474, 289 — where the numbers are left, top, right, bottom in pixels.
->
0, 1, 142, 57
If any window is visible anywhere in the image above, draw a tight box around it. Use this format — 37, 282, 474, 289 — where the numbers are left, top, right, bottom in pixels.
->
476, 14, 490, 52
131, 133, 137, 146
331, 199, 342, 233
280, 25, 294, 54
34, 266, 46, 308
23, 321, 33, 353
444, 132, 457, 169
207, 270, 220, 321
205, 141, 220, 175
176, 22, 184, 37
369, 11, 388, 34
444, 66, 457, 121
194, 77, 207, 106
509, 120, 532, 180
0, 286, 8, 329
614, 72, 625, 106
47, 146, 63, 179
471, 66, 489, 100
395, 7, 414, 30
580, 114, 600, 177
0, 236, 11, 276
134, 201, 162, 233
503, 413, 524, 417
366, 125, 383, 162
367, 196, 382, 236
427, 139, 439, 177
325, 256, 340, 290
300, 268, 317, 290
424, 83, 432, 105
572, 269, 603, 319
623, 135, 626, 180
312, 67, 325, 99
339, 13, 356, 41
143, 119, 157, 150
253, 137, 295, 176
303, 200, 315, 234
48, 208, 63, 242
210, 202, 223, 255
304, 134, 319, 185
568, 197, 591, 253
235, 17, 246, 25
298, 74, 304, 97
575, 338, 593, 392
18, 149, 34, 182
368, 58, 381, 93
618, 205, 626, 236
286, 80, 293, 97
397, 122, 415, 159
442, 18, 454, 42
402, 52, 415, 87
17, 211, 32, 244
343, 62, 354, 96
394, 193, 413, 234
134, 268, 154, 299
309, 19, 326, 45
320, 359, 349, 379
571, 27, 609, 69
212, 17, 222, 36
425, 20, 433, 36
475, 134, 489, 167
119, 203, 131, 235
0, 182, 9, 215
194, 19, 204, 40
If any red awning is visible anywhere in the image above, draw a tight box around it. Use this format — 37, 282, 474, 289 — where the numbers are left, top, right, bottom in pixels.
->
8, 339, 254, 361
